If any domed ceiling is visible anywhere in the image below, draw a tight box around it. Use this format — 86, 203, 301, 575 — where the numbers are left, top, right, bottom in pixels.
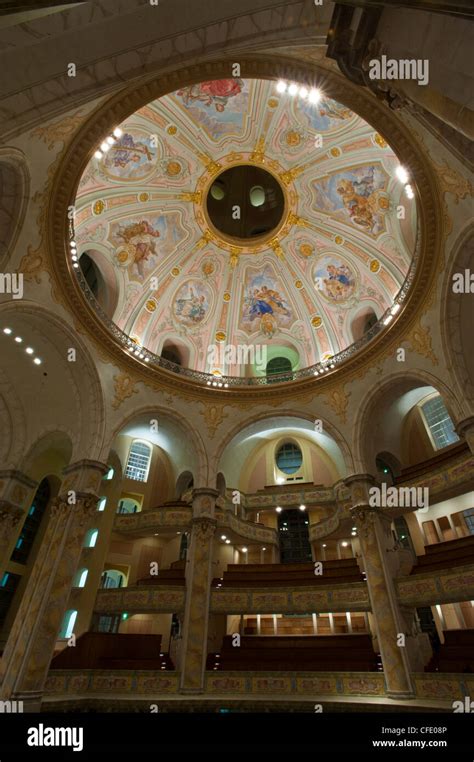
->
74, 78, 417, 379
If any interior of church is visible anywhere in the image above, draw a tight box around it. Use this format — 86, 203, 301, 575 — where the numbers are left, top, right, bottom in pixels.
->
0, 0, 473, 736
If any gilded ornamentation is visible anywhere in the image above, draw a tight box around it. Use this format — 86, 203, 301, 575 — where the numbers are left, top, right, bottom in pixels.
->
370, 259, 380, 272
270, 238, 284, 260
374, 133, 388, 149
200, 404, 228, 438
178, 191, 201, 203
268, 98, 279, 108
31, 111, 84, 149
433, 160, 473, 204
250, 136, 266, 163
406, 320, 438, 365
111, 373, 140, 410
167, 126, 177, 135
324, 385, 350, 423
92, 199, 105, 215
229, 248, 240, 268
311, 316, 322, 328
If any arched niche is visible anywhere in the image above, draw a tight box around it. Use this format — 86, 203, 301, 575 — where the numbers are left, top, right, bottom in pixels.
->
350, 305, 378, 342
79, 248, 119, 319
0, 151, 29, 269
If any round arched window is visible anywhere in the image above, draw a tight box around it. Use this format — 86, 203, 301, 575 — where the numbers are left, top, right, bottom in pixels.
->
276, 442, 303, 475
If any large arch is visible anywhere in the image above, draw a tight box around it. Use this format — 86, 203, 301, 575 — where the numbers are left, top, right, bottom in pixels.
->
214, 410, 353, 489
352, 370, 466, 474
0, 148, 29, 269
107, 405, 209, 488
0, 302, 106, 463
441, 222, 474, 414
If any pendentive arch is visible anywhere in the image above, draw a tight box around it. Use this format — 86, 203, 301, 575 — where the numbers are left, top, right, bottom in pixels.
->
106, 405, 209, 488
352, 369, 466, 474
213, 409, 354, 488
0, 147, 30, 269
441, 222, 474, 415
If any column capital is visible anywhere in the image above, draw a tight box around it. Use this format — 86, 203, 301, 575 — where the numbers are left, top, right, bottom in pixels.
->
191, 488, 219, 519
344, 473, 377, 507
61, 460, 109, 495
455, 415, 474, 439
0, 470, 38, 508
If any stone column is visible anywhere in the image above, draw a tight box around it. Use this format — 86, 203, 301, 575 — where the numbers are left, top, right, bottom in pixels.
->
0, 470, 38, 579
0, 460, 107, 709
455, 416, 474, 455
345, 475, 414, 699
179, 488, 218, 693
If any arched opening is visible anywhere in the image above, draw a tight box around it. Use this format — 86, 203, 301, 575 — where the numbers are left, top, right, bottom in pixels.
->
278, 508, 312, 564
351, 306, 378, 342
160, 341, 182, 366
78, 249, 118, 319
216, 472, 226, 497
10, 477, 50, 565
100, 569, 126, 589
419, 394, 460, 451
375, 451, 401, 484
60, 609, 78, 639
116, 497, 140, 514
125, 440, 152, 482
266, 356, 293, 382
84, 529, 99, 548
74, 568, 89, 588
175, 470, 194, 500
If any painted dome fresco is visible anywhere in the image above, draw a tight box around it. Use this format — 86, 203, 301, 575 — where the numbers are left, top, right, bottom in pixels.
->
73, 78, 417, 381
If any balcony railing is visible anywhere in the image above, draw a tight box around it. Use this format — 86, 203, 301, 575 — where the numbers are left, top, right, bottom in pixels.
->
70, 226, 420, 387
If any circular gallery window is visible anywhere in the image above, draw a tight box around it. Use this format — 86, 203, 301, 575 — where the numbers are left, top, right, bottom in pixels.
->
276, 442, 303, 475
206, 165, 285, 240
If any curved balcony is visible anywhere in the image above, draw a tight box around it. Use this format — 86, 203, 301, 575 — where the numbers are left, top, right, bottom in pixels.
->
113, 504, 192, 536
211, 581, 370, 614
218, 509, 279, 547
94, 585, 185, 614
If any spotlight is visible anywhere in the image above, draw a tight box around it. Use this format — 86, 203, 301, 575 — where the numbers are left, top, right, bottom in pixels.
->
73, 262, 79, 268
221, 535, 227, 541
395, 165, 409, 184
207, 381, 211, 386
276, 80, 287, 93
14, 336, 22, 343
144, 357, 150, 363
308, 88, 321, 104
106, 136, 115, 145
383, 315, 393, 326
25, 347, 34, 354
100, 141, 111, 152
322, 543, 327, 548
276, 506, 282, 513
288, 83, 298, 96
299, 86, 308, 99
113, 127, 123, 138
299, 505, 306, 511
224, 383, 229, 388
341, 541, 348, 547
242, 547, 248, 553
3, 327, 12, 335
33, 358, 42, 365
391, 304, 400, 315
225, 539, 231, 544
94, 150, 103, 160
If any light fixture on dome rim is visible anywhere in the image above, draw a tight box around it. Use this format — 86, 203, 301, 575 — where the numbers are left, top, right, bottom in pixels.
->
299, 504, 306, 511
93, 127, 124, 161
3, 327, 42, 366
276, 80, 321, 104
395, 165, 409, 184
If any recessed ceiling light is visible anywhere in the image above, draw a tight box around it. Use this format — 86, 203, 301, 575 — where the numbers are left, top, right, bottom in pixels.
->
299, 504, 306, 511
262, 547, 266, 551
15, 336, 22, 343
3, 327, 12, 335
225, 539, 231, 544
221, 535, 227, 540
33, 358, 42, 365
25, 347, 34, 354
276, 506, 282, 513
322, 543, 327, 548
341, 541, 348, 547
276, 80, 287, 93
